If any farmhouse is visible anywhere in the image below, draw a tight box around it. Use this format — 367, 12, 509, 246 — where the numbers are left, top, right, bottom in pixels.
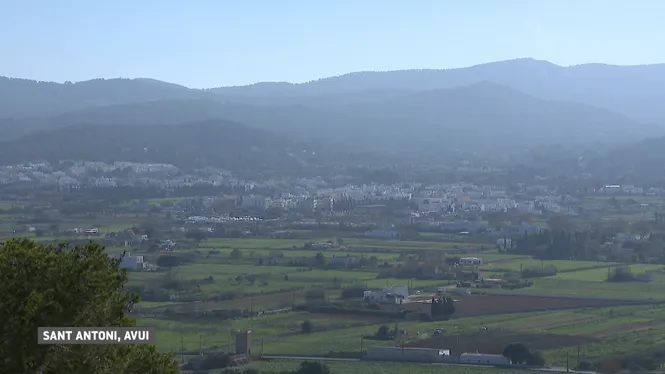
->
108, 252, 145, 271
363, 285, 409, 304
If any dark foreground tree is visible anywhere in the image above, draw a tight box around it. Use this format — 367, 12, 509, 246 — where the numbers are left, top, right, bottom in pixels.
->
430, 296, 456, 319
0, 238, 179, 374
502, 343, 531, 364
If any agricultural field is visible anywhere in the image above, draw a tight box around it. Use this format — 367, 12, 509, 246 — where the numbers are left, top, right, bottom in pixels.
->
364, 278, 453, 289
138, 311, 385, 352
549, 264, 664, 281
7, 203, 663, 370
236, 360, 531, 374
0, 200, 22, 210
119, 236, 535, 307
120, 233, 665, 368
400, 304, 665, 366
205, 238, 331, 250
480, 259, 619, 272
475, 252, 531, 262
251, 299, 659, 357
342, 238, 473, 251
409, 294, 644, 318
490, 278, 665, 300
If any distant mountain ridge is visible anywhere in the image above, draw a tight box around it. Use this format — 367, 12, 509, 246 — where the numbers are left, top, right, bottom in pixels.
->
1, 82, 659, 157
210, 58, 665, 124
2, 58, 665, 123
2, 58, 665, 172
0, 76, 207, 118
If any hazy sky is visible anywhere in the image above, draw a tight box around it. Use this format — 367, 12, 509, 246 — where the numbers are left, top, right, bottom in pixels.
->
1, 0, 663, 88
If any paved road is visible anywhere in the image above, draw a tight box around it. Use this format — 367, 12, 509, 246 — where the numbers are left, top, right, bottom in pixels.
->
260, 355, 597, 373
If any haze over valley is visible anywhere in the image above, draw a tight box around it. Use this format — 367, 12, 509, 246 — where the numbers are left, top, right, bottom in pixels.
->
2, 58, 665, 185
5, 2, 665, 373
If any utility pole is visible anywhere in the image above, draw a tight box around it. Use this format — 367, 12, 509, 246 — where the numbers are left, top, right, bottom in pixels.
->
566, 351, 569, 372
360, 336, 364, 354
199, 334, 202, 355
577, 345, 580, 368
261, 338, 264, 357
456, 336, 460, 363
180, 335, 184, 363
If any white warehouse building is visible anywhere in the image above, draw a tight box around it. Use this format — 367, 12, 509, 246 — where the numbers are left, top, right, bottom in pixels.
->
459, 353, 511, 365
365, 347, 450, 362
459, 257, 483, 266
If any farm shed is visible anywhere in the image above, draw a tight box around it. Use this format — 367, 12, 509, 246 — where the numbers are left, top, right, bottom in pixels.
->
460, 353, 511, 365
459, 257, 483, 266
364, 347, 450, 363
363, 285, 409, 304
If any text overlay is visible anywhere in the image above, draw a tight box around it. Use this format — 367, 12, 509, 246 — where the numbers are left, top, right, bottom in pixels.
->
38, 327, 156, 345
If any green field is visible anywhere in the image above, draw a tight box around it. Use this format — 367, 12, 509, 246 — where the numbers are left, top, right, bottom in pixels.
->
251, 305, 665, 367
123, 235, 665, 368
481, 259, 618, 272
205, 238, 332, 250
238, 360, 531, 374
7, 206, 663, 370
139, 311, 383, 352
485, 278, 665, 299
474, 252, 531, 262
176, 263, 303, 277
364, 278, 453, 289
343, 238, 472, 250
257, 311, 563, 355
0, 201, 21, 209
549, 264, 664, 281
140, 307, 557, 355
285, 269, 376, 282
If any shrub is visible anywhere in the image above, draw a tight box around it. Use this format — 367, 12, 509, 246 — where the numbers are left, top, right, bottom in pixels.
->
607, 266, 636, 282
341, 286, 366, 299
156, 255, 181, 268
301, 319, 314, 333
522, 265, 557, 278
305, 289, 326, 302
